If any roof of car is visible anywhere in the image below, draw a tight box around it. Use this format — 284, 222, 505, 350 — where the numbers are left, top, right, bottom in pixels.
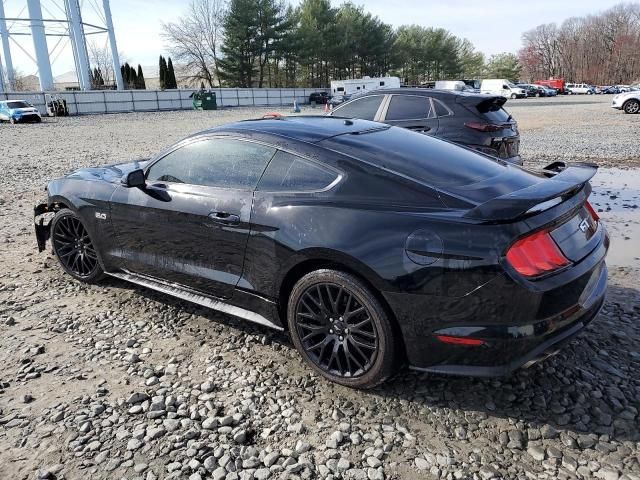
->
201, 115, 390, 144
355, 88, 481, 98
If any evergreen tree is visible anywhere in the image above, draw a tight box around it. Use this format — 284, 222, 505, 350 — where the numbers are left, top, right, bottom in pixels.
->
166, 57, 178, 89
137, 64, 146, 89
130, 68, 138, 89
218, 0, 261, 87
159, 55, 167, 90
125, 62, 133, 88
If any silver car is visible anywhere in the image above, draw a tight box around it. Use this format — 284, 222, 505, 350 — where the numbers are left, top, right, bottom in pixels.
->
611, 91, 640, 114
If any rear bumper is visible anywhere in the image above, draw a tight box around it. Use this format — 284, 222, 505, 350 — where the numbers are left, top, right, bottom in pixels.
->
407, 261, 607, 377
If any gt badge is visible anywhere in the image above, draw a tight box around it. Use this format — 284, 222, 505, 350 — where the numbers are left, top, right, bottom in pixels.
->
579, 218, 590, 233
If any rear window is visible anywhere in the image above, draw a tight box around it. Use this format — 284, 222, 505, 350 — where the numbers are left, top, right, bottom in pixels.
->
320, 126, 505, 187
385, 95, 433, 120
477, 103, 511, 123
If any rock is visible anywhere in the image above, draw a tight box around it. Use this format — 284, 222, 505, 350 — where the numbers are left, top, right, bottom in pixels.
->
127, 392, 149, 404
479, 465, 499, 480
295, 440, 311, 454
527, 446, 545, 461
254, 468, 271, 480
125, 353, 140, 363
233, 429, 247, 443
595, 468, 620, 480
163, 419, 180, 432
337, 458, 351, 472
127, 438, 144, 451
202, 417, 218, 430
415, 457, 429, 470
200, 380, 215, 393
147, 426, 166, 440
264, 452, 279, 467
22, 394, 34, 403
212, 467, 227, 480
134, 463, 149, 473
87, 440, 101, 452
203, 456, 217, 471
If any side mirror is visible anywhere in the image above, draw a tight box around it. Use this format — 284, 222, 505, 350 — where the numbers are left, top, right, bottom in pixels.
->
125, 169, 146, 188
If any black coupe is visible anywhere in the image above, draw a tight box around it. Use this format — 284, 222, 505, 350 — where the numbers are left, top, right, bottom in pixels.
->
34, 116, 608, 388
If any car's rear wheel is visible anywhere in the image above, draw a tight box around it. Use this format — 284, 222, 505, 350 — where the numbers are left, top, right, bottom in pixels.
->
623, 99, 640, 114
510, 94, 517, 99
287, 269, 398, 388
51, 209, 104, 283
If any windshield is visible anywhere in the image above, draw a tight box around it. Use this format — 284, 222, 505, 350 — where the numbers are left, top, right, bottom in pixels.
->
6, 101, 30, 109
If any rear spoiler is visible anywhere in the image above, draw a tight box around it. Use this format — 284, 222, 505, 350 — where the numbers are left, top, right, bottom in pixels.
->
464, 163, 598, 221
456, 95, 507, 110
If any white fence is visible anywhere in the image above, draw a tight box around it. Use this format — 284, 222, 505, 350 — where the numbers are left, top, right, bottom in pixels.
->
0, 88, 330, 115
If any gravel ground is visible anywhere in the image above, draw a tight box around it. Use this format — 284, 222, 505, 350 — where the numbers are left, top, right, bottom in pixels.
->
0, 97, 639, 480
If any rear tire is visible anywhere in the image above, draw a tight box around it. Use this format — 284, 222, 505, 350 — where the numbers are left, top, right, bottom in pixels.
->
510, 94, 517, 99
50, 209, 105, 283
623, 100, 640, 114
287, 269, 398, 389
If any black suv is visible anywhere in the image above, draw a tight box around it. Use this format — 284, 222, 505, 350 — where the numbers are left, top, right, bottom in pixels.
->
309, 92, 329, 104
329, 88, 521, 164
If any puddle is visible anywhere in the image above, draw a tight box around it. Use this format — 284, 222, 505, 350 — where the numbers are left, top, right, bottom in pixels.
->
589, 168, 640, 269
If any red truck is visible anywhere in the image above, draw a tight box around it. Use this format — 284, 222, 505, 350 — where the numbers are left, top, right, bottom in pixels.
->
534, 78, 566, 94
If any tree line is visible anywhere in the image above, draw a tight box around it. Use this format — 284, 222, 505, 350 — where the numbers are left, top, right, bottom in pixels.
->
519, 3, 640, 85
162, 0, 522, 88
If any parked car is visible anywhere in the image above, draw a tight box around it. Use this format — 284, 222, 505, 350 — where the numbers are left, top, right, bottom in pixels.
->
566, 83, 595, 95
611, 90, 640, 114
329, 88, 522, 164
516, 84, 547, 97
601, 86, 620, 94
0, 100, 42, 124
481, 79, 527, 99
33, 116, 609, 388
541, 86, 558, 96
309, 92, 329, 104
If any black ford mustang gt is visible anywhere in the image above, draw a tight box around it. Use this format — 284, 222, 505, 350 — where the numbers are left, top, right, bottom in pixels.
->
34, 116, 609, 388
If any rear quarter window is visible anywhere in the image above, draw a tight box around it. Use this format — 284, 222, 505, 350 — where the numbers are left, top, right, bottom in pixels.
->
385, 95, 433, 120
257, 150, 339, 192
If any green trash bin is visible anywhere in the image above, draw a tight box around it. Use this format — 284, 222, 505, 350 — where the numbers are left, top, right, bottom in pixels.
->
192, 90, 217, 110
202, 91, 217, 110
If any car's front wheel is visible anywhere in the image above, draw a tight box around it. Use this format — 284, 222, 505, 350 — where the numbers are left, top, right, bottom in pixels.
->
50, 209, 104, 283
510, 94, 517, 99
287, 269, 398, 388
623, 99, 640, 114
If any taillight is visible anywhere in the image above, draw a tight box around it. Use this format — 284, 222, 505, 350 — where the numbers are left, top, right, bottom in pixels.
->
585, 201, 599, 223
464, 122, 505, 132
506, 230, 570, 277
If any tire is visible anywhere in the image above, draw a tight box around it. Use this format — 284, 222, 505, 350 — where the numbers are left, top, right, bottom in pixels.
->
510, 94, 517, 99
50, 209, 105, 283
287, 269, 398, 389
9, 117, 16, 124
623, 99, 640, 114
535, 92, 540, 97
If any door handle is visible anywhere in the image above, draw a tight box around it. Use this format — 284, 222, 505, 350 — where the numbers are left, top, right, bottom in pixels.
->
208, 211, 240, 226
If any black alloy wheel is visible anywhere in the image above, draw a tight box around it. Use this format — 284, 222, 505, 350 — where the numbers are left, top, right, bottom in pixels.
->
51, 209, 104, 282
288, 269, 398, 388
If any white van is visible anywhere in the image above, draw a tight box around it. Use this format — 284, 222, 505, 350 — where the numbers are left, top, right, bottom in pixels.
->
480, 79, 526, 99
566, 83, 594, 94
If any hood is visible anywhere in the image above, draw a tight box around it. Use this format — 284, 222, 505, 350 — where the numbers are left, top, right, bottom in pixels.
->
67, 159, 151, 183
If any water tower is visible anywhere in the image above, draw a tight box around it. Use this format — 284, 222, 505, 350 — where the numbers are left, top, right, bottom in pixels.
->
0, 0, 123, 92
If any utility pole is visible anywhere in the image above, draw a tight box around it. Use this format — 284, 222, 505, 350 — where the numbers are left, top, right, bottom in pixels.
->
65, 0, 92, 90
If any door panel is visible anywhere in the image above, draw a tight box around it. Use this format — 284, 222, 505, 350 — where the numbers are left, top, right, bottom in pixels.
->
109, 182, 253, 299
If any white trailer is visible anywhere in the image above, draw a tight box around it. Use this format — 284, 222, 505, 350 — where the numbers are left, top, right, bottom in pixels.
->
330, 76, 400, 97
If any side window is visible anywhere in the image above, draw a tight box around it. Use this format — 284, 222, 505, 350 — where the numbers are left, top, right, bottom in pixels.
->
334, 95, 383, 120
146, 138, 275, 189
257, 150, 339, 192
385, 95, 433, 121
433, 99, 452, 117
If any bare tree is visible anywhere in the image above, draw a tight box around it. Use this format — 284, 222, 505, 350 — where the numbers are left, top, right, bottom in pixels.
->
87, 40, 126, 87
162, 0, 227, 87
519, 3, 640, 85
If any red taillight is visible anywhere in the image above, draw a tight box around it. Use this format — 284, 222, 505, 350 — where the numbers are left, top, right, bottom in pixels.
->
506, 230, 570, 277
436, 335, 485, 346
585, 201, 599, 223
464, 121, 505, 132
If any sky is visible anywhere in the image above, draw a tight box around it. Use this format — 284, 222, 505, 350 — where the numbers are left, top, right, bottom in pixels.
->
1, 0, 623, 79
